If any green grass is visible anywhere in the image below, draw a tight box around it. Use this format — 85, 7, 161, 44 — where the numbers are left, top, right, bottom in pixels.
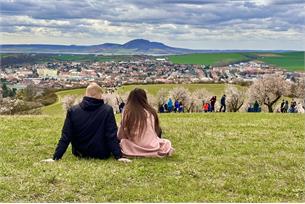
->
256, 52, 304, 72
168, 53, 251, 66
117, 83, 234, 96
0, 113, 304, 202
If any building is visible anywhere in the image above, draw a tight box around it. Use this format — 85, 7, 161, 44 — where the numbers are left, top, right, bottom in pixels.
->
37, 68, 58, 78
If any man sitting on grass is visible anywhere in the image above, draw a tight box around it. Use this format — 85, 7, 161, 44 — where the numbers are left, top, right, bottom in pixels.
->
42, 83, 130, 163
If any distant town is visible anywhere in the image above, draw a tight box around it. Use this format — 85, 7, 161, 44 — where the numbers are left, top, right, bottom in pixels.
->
0, 57, 304, 91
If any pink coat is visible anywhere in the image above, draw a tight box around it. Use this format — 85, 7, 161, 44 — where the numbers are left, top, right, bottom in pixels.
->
118, 111, 174, 157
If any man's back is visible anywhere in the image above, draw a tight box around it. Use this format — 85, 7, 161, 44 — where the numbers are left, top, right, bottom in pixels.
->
221, 96, 226, 105
53, 96, 122, 160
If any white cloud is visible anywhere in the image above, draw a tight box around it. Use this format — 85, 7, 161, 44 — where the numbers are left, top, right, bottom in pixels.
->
0, 0, 304, 49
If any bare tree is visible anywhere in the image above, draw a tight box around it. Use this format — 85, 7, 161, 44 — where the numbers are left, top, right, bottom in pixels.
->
119, 92, 129, 103
169, 87, 191, 108
248, 76, 288, 112
147, 92, 157, 109
156, 88, 169, 106
62, 95, 80, 111
103, 93, 120, 113
295, 78, 305, 99
225, 85, 246, 112
190, 89, 212, 112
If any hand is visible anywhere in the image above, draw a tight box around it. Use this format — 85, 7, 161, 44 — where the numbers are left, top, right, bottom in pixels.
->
41, 158, 55, 163
169, 148, 175, 156
118, 158, 132, 163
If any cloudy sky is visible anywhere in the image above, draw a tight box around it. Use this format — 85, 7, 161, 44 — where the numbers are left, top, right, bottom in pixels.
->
0, 0, 304, 50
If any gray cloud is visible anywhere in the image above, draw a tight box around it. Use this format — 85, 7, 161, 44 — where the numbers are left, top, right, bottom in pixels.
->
0, 0, 304, 49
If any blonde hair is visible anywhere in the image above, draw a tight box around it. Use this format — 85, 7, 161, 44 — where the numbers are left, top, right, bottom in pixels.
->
85, 83, 103, 99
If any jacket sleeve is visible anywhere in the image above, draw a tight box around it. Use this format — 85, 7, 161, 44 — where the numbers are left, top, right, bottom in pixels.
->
117, 111, 129, 140
105, 107, 122, 159
53, 109, 73, 160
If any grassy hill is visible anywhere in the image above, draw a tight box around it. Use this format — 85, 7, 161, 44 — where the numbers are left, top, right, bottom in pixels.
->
41, 84, 241, 115
41, 88, 85, 115
117, 83, 234, 96
2, 84, 303, 202
0, 113, 304, 202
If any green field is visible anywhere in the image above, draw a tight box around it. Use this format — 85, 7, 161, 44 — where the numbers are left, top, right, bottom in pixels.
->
168, 53, 251, 66
256, 52, 304, 72
168, 52, 304, 71
0, 113, 304, 202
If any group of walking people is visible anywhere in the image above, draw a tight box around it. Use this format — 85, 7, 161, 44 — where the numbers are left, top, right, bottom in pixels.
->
44, 83, 174, 163
247, 100, 261, 112
159, 98, 184, 113
280, 99, 299, 113
158, 95, 227, 113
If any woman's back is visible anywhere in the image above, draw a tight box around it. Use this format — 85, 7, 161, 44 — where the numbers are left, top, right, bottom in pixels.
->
118, 110, 173, 157
117, 88, 174, 157
125, 111, 158, 146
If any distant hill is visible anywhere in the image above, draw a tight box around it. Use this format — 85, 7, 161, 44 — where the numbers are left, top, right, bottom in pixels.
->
0, 39, 297, 55
0, 39, 197, 55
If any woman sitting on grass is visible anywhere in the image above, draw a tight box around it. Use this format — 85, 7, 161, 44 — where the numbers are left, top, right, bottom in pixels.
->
118, 88, 174, 157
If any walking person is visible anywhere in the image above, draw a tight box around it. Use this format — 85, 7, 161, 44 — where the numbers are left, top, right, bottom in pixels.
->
253, 100, 260, 112
159, 103, 165, 113
167, 98, 173, 113
283, 100, 289, 113
179, 102, 184, 113
280, 99, 285, 113
204, 102, 209, 113
219, 94, 226, 112
210, 96, 216, 112
174, 99, 180, 113
164, 103, 168, 112
119, 100, 125, 113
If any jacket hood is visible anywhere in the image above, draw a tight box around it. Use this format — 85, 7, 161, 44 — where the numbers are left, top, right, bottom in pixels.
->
79, 96, 104, 111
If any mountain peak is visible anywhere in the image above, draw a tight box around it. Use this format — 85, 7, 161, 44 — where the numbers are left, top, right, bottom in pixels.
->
122, 39, 168, 50
125, 39, 150, 43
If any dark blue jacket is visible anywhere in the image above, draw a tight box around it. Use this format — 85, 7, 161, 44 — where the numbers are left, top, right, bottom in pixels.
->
221, 96, 226, 105
53, 97, 122, 160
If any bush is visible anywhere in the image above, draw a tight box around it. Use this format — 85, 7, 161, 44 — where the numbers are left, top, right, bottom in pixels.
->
0, 98, 42, 115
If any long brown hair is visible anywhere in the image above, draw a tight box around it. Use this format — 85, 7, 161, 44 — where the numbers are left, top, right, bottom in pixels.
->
122, 88, 161, 138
